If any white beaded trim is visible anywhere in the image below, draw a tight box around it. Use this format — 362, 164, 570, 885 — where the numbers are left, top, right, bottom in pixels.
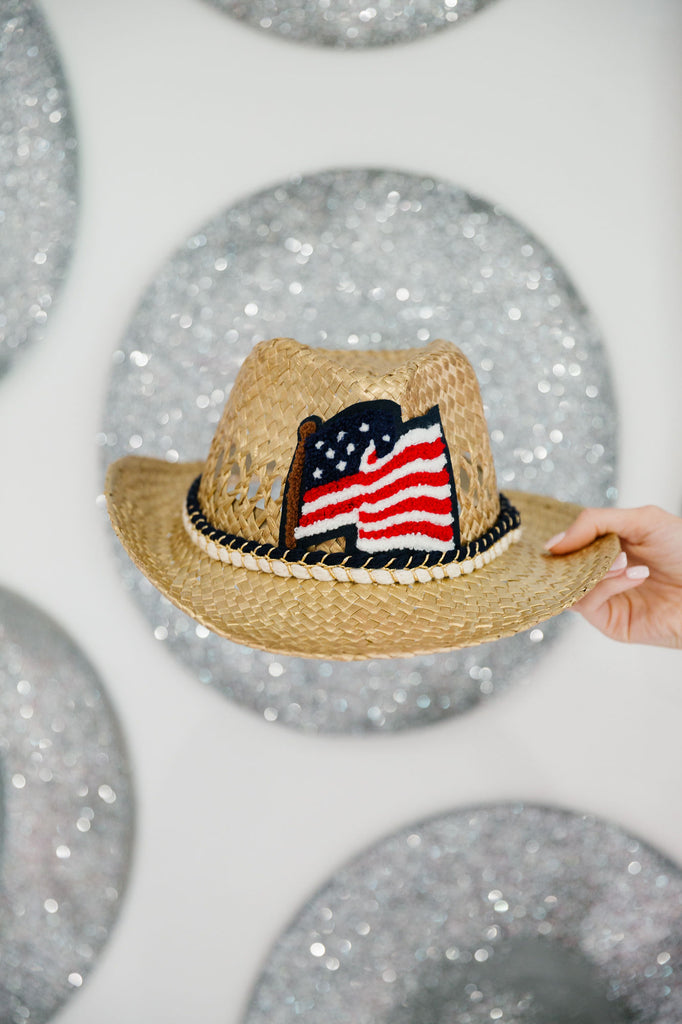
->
182, 502, 522, 585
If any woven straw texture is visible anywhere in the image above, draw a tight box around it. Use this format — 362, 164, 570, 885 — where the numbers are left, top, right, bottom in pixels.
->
106, 454, 619, 660
198, 338, 499, 552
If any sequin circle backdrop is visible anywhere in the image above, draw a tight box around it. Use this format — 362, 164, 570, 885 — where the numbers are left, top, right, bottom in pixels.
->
202, 0, 498, 49
243, 804, 682, 1024
0, 0, 78, 378
101, 168, 618, 734
0, 587, 134, 1023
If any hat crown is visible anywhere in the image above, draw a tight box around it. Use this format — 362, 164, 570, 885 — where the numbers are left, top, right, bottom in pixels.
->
198, 338, 499, 552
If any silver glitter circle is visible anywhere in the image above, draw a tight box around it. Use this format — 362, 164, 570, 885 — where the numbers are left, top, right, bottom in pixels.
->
0, 586, 133, 1022
0, 0, 78, 378
100, 167, 618, 734
202, 0, 498, 48
244, 804, 682, 1024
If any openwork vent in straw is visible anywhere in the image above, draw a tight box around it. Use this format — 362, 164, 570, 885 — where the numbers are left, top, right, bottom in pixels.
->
106, 338, 618, 659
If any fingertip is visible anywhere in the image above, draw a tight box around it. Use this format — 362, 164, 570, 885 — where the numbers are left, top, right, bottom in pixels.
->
625, 564, 649, 581
543, 530, 566, 551
543, 516, 587, 553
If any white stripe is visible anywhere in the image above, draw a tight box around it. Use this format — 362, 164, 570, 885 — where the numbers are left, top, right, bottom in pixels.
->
361, 483, 453, 512
358, 533, 455, 553
359, 509, 454, 533
301, 455, 447, 516
359, 421, 443, 472
359, 483, 452, 513
294, 510, 356, 540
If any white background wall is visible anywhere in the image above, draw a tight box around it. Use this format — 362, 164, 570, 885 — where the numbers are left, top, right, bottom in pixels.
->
1, 0, 681, 1019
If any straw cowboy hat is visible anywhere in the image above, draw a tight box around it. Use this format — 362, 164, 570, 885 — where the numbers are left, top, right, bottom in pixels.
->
106, 338, 618, 660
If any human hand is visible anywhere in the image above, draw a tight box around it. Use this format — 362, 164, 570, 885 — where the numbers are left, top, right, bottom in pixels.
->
544, 505, 682, 648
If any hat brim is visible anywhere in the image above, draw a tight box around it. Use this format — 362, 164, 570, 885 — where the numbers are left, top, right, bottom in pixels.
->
106, 456, 619, 660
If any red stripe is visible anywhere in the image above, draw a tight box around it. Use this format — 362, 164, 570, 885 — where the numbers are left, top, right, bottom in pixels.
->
299, 466, 450, 528
359, 468, 451, 509
298, 495, 358, 529
365, 436, 444, 472
359, 520, 455, 543
359, 495, 453, 524
302, 436, 445, 505
369, 437, 445, 480
298, 469, 451, 531
302, 468, 365, 506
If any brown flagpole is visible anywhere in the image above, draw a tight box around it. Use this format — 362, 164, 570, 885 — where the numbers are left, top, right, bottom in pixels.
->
283, 417, 318, 549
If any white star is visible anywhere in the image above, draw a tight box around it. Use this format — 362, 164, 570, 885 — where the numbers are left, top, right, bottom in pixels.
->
326, 448, 335, 459
347, 443, 355, 454
359, 423, 369, 432
336, 461, 347, 471
337, 431, 346, 441
313, 468, 323, 479
315, 440, 324, 449
382, 435, 390, 442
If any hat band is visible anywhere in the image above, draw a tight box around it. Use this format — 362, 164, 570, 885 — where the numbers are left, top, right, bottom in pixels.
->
183, 477, 522, 585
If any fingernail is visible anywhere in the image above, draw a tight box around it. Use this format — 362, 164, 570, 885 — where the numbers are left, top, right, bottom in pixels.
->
606, 551, 627, 574
544, 530, 566, 551
625, 565, 650, 580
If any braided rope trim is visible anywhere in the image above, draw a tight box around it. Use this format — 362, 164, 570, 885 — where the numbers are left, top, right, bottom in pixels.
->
182, 476, 521, 585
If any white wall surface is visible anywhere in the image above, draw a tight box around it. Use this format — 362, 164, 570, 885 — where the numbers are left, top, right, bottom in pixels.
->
1, 0, 681, 1020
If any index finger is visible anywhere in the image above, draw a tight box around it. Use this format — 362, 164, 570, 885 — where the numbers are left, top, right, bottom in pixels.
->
544, 505, 663, 554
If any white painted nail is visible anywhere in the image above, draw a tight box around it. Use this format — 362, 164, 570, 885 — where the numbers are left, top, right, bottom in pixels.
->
625, 565, 650, 580
544, 530, 566, 551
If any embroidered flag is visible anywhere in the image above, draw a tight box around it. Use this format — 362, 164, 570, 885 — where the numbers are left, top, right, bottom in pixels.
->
280, 400, 460, 557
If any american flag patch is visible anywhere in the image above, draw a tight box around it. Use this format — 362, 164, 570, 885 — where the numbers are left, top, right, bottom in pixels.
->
280, 400, 460, 558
